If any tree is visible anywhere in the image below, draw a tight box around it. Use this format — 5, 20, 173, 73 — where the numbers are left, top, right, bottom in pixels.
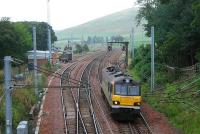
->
18, 21, 57, 50
136, 0, 200, 67
87, 36, 92, 44
14, 23, 32, 57
192, 0, 200, 32
192, 0, 200, 62
82, 44, 89, 52
0, 18, 32, 67
75, 44, 82, 53
0, 19, 57, 68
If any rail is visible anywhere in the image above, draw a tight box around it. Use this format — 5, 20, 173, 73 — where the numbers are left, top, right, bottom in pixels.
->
79, 53, 104, 133
140, 113, 153, 134
87, 58, 102, 134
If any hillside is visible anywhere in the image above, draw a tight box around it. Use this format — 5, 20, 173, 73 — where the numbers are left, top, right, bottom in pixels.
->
56, 7, 145, 40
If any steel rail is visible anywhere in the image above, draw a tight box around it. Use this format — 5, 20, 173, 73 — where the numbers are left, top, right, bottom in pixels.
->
95, 51, 115, 134
68, 64, 87, 134
78, 53, 104, 133
62, 52, 102, 134
86, 58, 102, 134
139, 113, 153, 134
61, 63, 77, 134
62, 54, 95, 133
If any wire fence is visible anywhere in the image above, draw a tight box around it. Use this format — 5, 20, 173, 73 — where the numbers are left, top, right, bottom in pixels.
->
135, 60, 200, 112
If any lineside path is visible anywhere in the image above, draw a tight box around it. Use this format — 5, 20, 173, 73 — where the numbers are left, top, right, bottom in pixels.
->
36, 54, 92, 134
38, 64, 71, 134
141, 102, 177, 134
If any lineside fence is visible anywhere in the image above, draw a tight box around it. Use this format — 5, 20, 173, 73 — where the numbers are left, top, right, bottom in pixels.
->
141, 63, 200, 90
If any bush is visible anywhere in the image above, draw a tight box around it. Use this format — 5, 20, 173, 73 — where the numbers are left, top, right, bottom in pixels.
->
0, 68, 38, 133
195, 51, 200, 63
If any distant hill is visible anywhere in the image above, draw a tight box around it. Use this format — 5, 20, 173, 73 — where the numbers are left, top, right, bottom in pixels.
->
56, 7, 145, 40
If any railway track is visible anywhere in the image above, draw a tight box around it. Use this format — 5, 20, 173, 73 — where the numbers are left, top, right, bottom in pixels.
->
89, 52, 114, 134
38, 48, 154, 134
129, 113, 153, 134
60, 49, 153, 134
61, 63, 77, 134
90, 49, 123, 133
79, 57, 102, 133
61, 52, 104, 134
89, 49, 153, 134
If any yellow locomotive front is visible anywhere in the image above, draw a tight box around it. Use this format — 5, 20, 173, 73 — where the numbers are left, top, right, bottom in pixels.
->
101, 66, 141, 120
111, 78, 141, 116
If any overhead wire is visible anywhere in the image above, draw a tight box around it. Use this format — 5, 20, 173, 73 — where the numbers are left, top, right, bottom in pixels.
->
10, 56, 90, 88
142, 65, 200, 112
33, 65, 90, 86
10, 59, 89, 86
9, 55, 90, 86
133, 47, 200, 111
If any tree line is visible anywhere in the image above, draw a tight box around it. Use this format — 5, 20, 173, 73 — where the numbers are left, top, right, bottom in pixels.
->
74, 44, 89, 53
136, 0, 200, 67
0, 17, 57, 68
86, 35, 124, 44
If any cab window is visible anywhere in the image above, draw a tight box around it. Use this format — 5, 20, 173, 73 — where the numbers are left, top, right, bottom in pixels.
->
128, 86, 140, 95
115, 84, 140, 96
115, 84, 127, 95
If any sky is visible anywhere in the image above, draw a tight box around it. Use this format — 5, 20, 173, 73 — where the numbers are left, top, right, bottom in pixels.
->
0, 0, 137, 30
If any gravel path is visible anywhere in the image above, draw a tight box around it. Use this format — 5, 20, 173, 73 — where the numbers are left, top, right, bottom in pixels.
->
38, 65, 69, 134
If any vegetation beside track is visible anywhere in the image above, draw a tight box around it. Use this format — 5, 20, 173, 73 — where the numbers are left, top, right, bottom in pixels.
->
128, 45, 200, 134
0, 69, 47, 133
129, 66, 200, 133
132, 0, 200, 132
0, 18, 57, 69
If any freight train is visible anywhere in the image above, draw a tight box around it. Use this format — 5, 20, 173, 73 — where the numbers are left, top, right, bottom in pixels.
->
60, 45, 72, 63
101, 66, 141, 120
107, 44, 112, 51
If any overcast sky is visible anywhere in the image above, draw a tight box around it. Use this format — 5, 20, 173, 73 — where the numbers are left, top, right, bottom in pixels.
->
0, 0, 137, 30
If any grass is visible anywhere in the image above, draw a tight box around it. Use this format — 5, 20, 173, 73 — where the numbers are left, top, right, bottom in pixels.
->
128, 53, 200, 134
0, 69, 42, 133
128, 66, 141, 82
141, 73, 200, 134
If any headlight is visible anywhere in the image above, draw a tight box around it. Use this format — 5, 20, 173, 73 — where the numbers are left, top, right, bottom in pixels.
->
113, 101, 120, 105
134, 102, 141, 106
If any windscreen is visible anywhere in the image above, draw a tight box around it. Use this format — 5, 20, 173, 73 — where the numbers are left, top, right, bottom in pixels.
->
115, 84, 140, 96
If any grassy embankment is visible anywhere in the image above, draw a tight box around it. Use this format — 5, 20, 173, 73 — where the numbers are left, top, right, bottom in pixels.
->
0, 67, 47, 133
128, 66, 200, 134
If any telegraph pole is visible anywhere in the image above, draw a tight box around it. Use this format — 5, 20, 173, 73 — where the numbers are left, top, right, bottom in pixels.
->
125, 42, 129, 68
151, 26, 155, 92
131, 28, 134, 60
47, 0, 52, 63
33, 27, 38, 97
48, 28, 52, 62
4, 56, 12, 134
129, 34, 132, 57
81, 34, 84, 55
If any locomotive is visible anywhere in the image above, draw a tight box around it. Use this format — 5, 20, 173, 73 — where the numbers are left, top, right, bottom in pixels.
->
60, 44, 72, 63
101, 66, 141, 120
108, 44, 112, 51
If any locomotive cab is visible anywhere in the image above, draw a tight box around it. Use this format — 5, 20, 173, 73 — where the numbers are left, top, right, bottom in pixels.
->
101, 66, 142, 120
111, 78, 141, 114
